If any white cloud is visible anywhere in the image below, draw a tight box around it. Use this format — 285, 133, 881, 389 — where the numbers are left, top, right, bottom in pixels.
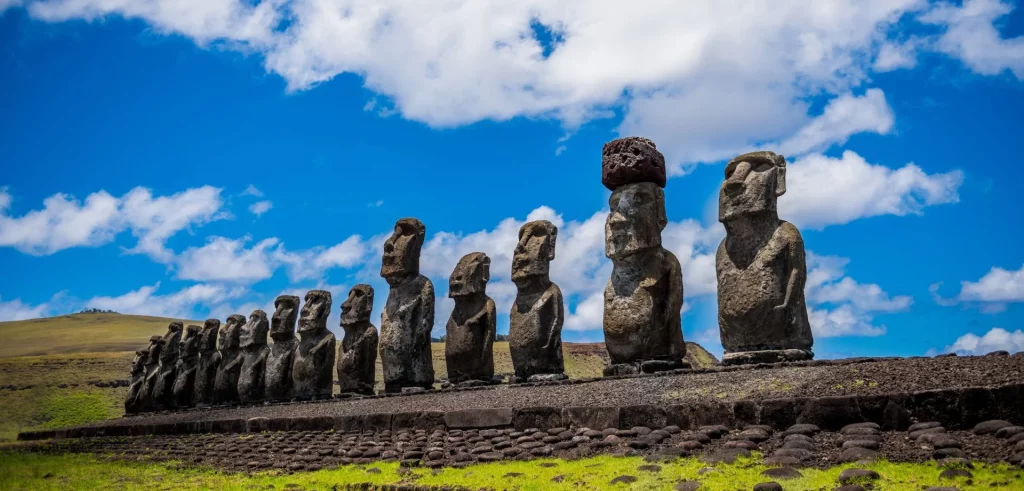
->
367, 200, 384, 208
957, 264, 1024, 303
874, 40, 919, 72
85, 282, 246, 319
0, 185, 226, 258
920, 0, 1024, 80
943, 327, 1024, 355
780, 151, 963, 230
175, 236, 281, 283
776, 89, 894, 157
248, 200, 273, 217
240, 185, 263, 198
0, 294, 55, 321
804, 252, 911, 338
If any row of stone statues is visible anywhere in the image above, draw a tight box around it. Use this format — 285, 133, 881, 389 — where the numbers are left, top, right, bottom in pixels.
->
126, 136, 814, 413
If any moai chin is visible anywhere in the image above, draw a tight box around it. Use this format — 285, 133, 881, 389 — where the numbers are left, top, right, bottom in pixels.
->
237, 310, 270, 403
601, 137, 688, 376
509, 220, 566, 382
171, 325, 201, 408
124, 348, 149, 415
139, 335, 163, 412
212, 315, 245, 405
265, 295, 300, 401
151, 322, 183, 410
291, 290, 336, 400
445, 252, 497, 385
193, 319, 221, 407
336, 285, 378, 395
379, 218, 435, 393
717, 151, 813, 365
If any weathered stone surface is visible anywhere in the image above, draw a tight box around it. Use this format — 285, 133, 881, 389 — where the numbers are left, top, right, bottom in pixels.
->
621, 405, 667, 429
265, 296, 299, 401
717, 151, 813, 364
194, 319, 221, 407
445, 408, 515, 429
292, 290, 336, 399
213, 315, 245, 405
509, 220, 565, 380
515, 407, 562, 431
601, 136, 666, 190
602, 138, 686, 371
237, 310, 270, 403
380, 218, 435, 393
171, 325, 201, 408
797, 396, 863, 431
336, 285, 378, 395
563, 406, 620, 430
151, 322, 183, 410
125, 342, 153, 414
445, 252, 496, 383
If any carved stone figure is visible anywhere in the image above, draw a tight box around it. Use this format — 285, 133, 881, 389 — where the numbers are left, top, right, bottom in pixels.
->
291, 290, 336, 400
124, 348, 149, 414
509, 220, 566, 382
336, 285, 378, 395
151, 322, 183, 410
237, 310, 270, 403
717, 151, 813, 365
171, 325, 200, 408
212, 315, 245, 405
602, 137, 688, 375
380, 218, 435, 393
266, 295, 300, 401
193, 319, 221, 407
445, 252, 497, 384
139, 335, 163, 412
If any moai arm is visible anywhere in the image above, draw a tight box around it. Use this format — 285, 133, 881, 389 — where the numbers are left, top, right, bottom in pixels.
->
544, 286, 564, 350
774, 222, 806, 312
665, 253, 684, 324
418, 280, 435, 346
224, 353, 244, 371
312, 333, 334, 355
482, 299, 496, 347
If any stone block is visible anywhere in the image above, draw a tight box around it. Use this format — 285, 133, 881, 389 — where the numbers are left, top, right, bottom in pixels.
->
959, 387, 997, 429
288, 416, 334, 431
620, 405, 666, 429
797, 396, 863, 431
333, 415, 364, 433
733, 400, 761, 427
914, 389, 961, 428
514, 407, 562, 430
664, 405, 696, 430
211, 419, 246, 433
246, 417, 270, 433
562, 406, 620, 430
393, 411, 445, 431
363, 413, 394, 432
992, 384, 1024, 426
760, 398, 804, 430
693, 401, 736, 428
445, 408, 515, 429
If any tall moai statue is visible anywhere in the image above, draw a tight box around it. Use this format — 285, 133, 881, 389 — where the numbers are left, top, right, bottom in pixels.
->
601, 137, 688, 376
266, 295, 300, 401
717, 151, 813, 365
124, 348, 150, 414
380, 218, 435, 393
292, 290, 336, 400
193, 319, 221, 407
151, 322, 183, 410
445, 252, 497, 384
171, 325, 201, 408
212, 314, 245, 405
509, 220, 566, 382
336, 285, 378, 395
237, 310, 270, 403
139, 335, 163, 412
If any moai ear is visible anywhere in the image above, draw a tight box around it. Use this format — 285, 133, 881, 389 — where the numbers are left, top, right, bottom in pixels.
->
481, 255, 491, 283
776, 155, 787, 197
656, 187, 668, 231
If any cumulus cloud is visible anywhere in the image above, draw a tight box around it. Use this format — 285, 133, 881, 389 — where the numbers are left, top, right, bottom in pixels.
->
957, 264, 1024, 303
0, 186, 226, 258
240, 185, 264, 198
804, 253, 911, 338
0, 294, 58, 321
942, 327, 1024, 355
248, 200, 273, 217
873, 40, 920, 72
920, 0, 1024, 80
85, 282, 247, 319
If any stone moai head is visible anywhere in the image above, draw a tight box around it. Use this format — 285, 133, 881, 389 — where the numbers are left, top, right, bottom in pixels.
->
160, 322, 183, 364
719, 151, 786, 223
199, 319, 220, 354
602, 137, 668, 260
181, 325, 201, 358
340, 284, 374, 327
146, 336, 162, 364
299, 290, 332, 335
271, 295, 300, 341
511, 220, 557, 282
381, 218, 426, 283
131, 350, 149, 375
449, 252, 490, 298
220, 315, 245, 350
240, 310, 269, 349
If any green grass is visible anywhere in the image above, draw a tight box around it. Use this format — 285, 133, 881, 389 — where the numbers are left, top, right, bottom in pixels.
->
0, 313, 198, 359
35, 391, 116, 430
1, 451, 1021, 490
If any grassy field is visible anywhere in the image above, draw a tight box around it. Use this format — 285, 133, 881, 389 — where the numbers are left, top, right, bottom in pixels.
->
1, 450, 1021, 490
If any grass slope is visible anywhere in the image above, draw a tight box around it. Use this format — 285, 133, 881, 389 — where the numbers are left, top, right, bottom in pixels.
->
0, 313, 198, 358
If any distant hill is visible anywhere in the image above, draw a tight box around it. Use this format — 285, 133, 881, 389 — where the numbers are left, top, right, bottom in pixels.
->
0, 313, 198, 359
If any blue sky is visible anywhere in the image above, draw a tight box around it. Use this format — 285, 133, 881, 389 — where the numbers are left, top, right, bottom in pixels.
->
1, 0, 1023, 358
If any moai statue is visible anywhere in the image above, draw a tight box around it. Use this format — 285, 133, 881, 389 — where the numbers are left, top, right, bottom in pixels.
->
717, 151, 813, 365
139, 336, 163, 412
509, 220, 566, 382
171, 325, 201, 408
601, 137, 688, 376
151, 322, 183, 410
237, 310, 270, 403
380, 218, 435, 393
291, 290, 336, 400
265, 295, 300, 401
336, 285, 378, 395
445, 253, 497, 385
212, 314, 245, 405
193, 319, 221, 407
124, 348, 149, 414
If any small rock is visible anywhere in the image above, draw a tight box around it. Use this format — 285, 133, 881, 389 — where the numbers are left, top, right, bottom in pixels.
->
783, 424, 819, 436
841, 422, 880, 433
839, 468, 880, 483
682, 432, 712, 444
674, 482, 701, 491
918, 434, 961, 449
737, 429, 770, 443
936, 458, 973, 469
933, 448, 966, 460
503, 472, 524, 478
763, 456, 801, 466
973, 420, 1013, 435
834, 486, 867, 491
842, 440, 880, 450
939, 468, 972, 480
1008, 432, 1024, 444
1007, 451, 1024, 465
551, 475, 565, 483
910, 427, 947, 440
638, 464, 661, 472
699, 425, 728, 439
842, 426, 881, 437
663, 425, 682, 434
839, 447, 879, 463
477, 452, 503, 462
923, 487, 960, 491
632, 426, 652, 436
761, 467, 802, 479
724, 440, 758, 450
752, 483, 782, 491
771, 448, 812, 460
784, 433, 813, 443
782, 440, 814, 451
609, 475, 637, 485
677, 440, 704, 451
908, 421, 942, 432
995, 426, 1024, 439
700, 448, 750, 465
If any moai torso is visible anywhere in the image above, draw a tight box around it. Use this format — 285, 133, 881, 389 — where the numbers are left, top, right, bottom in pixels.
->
152, 322, 183, 410
139, 337, 163, 412
237, 310, 270, 404
379, 218, 435, 392
213, 315, 245, 405
337, 285, 378, 395
125, 348, 150, 415
172, 325, 200, 409
194, 319, 221, 407
509, 220, 565, 380
445, 253, 496, 383
266, 295, 299, 401
291, 290, 336, 399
